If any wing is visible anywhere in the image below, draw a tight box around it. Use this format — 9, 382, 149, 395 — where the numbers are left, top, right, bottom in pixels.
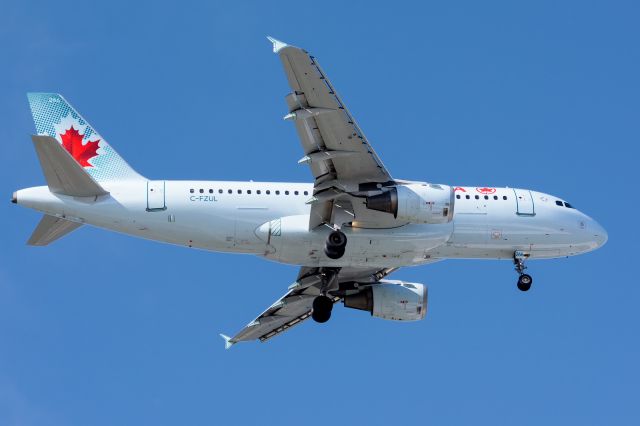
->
220, 266, 397, 348
268, 37, 395, 228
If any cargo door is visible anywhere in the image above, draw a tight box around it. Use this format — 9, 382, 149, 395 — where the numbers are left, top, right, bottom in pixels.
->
147, 180, 166, 211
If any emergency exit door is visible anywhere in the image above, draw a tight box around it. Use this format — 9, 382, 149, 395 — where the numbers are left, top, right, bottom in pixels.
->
147, 181, 166, 211
513, 188, 535, 215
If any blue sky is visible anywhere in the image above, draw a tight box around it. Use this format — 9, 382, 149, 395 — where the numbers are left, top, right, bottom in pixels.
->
1, 0, 638, 424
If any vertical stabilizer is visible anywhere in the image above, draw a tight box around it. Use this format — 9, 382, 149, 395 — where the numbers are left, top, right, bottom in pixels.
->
27, 93, 144, 182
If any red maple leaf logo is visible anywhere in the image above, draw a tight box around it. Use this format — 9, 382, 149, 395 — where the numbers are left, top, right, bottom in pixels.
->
59, 126, 100, 167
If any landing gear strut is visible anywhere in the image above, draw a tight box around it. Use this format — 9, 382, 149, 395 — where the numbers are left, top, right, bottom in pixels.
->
514, 251, 533, 292
311, 268, 339, 323
324, 230, 347, 259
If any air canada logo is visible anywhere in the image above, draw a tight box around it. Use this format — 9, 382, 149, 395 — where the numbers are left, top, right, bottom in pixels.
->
476, 187, 496, 194
60, 126, 100, 167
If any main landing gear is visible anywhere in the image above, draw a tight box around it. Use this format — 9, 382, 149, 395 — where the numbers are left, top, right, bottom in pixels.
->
324, 230, 347, 259
311, 295, 333, 323
311, 231, 347, 323
311, 268, 340, 323
514, 251, 533, 292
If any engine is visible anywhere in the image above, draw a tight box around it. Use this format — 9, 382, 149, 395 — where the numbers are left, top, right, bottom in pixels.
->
343, 280, 428, 321
365, 184, 454, 224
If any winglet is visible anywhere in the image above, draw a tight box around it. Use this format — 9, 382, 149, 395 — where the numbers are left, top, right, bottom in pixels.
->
219, 334, 235, 350
266, 36, 288, 53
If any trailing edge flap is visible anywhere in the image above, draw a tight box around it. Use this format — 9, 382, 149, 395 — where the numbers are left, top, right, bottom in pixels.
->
31, 135, 109, 197
27, 215, 83, 246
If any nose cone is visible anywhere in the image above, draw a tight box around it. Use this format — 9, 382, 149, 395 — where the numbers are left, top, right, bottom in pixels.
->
592, 219, 608, 248
11, 191, 17, 204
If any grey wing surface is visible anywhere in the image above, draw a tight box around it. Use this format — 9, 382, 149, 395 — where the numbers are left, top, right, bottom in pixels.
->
220, 266, 397, 348
268, 37, 395, 228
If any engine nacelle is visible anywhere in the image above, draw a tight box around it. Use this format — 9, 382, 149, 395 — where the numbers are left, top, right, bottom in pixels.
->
365, 184, 454, 224
343, 280, 428, 321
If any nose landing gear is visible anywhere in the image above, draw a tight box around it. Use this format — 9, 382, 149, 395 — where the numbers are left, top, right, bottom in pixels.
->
517, 273, 533, 291
514, 251, 533, 291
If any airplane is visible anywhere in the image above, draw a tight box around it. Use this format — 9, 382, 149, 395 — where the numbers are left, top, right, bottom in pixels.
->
12, 37, 607, 348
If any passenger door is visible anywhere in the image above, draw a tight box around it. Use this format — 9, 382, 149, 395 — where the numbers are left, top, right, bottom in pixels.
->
512, 188, 534, 215
147, 181, 166, 211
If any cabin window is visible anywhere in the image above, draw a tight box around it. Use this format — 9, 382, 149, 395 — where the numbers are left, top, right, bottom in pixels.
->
493, 195, 498, 200
475, 195, 479, 200
257, 190, 261, 194
237, 190, 242, 194
304, 191, 309, 196
209, 189, 213, 194
285, 190, 290, 195
484, 195, 489, 200
190, 189, 194, 193
219, 189, 223, 194
456, 194, 461, 199
294, 191, 299, 195
228, 189, 232, 194
266, 190, 271, 195
247, 190, 251, 194
465, 195, 470, 199
503, 196, 507, 200
275, 190, 280, 195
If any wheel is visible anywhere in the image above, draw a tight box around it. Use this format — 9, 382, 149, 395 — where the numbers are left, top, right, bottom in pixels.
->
312, 309, 332, 323
327, 231, 347, 248
517, 274, 532, 292
324, 246, 345, 259
312, 296, 333, 323
324, 230, 347, 259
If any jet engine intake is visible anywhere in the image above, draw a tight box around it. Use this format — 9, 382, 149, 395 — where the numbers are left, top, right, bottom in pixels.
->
343, 280, 427, 321
365, 184, 454, 224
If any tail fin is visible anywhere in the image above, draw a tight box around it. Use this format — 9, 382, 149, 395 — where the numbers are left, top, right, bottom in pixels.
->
27, 93, 144, 182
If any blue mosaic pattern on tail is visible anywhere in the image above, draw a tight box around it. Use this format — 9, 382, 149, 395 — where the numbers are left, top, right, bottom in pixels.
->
27, 93, 143, 182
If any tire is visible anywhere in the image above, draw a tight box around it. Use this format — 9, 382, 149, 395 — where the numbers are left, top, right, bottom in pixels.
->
324, 231, 347, 259
312, 309, 332, 323
517, 274, 533, 292
327, 231, 347, 249
313, 295, 333, 312
324, 245, 345, 259
312, 296, 333, 323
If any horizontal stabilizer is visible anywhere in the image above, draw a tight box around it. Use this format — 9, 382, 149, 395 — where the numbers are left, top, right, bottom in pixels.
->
31, 135, 109, 197
27, 214, 83, 246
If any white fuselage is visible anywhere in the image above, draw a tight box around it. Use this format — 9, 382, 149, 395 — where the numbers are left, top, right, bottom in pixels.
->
15, 180, 607, 267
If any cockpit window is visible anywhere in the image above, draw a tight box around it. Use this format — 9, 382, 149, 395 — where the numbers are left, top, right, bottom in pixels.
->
555, 200, 563, 206
564, 202, 574, 208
